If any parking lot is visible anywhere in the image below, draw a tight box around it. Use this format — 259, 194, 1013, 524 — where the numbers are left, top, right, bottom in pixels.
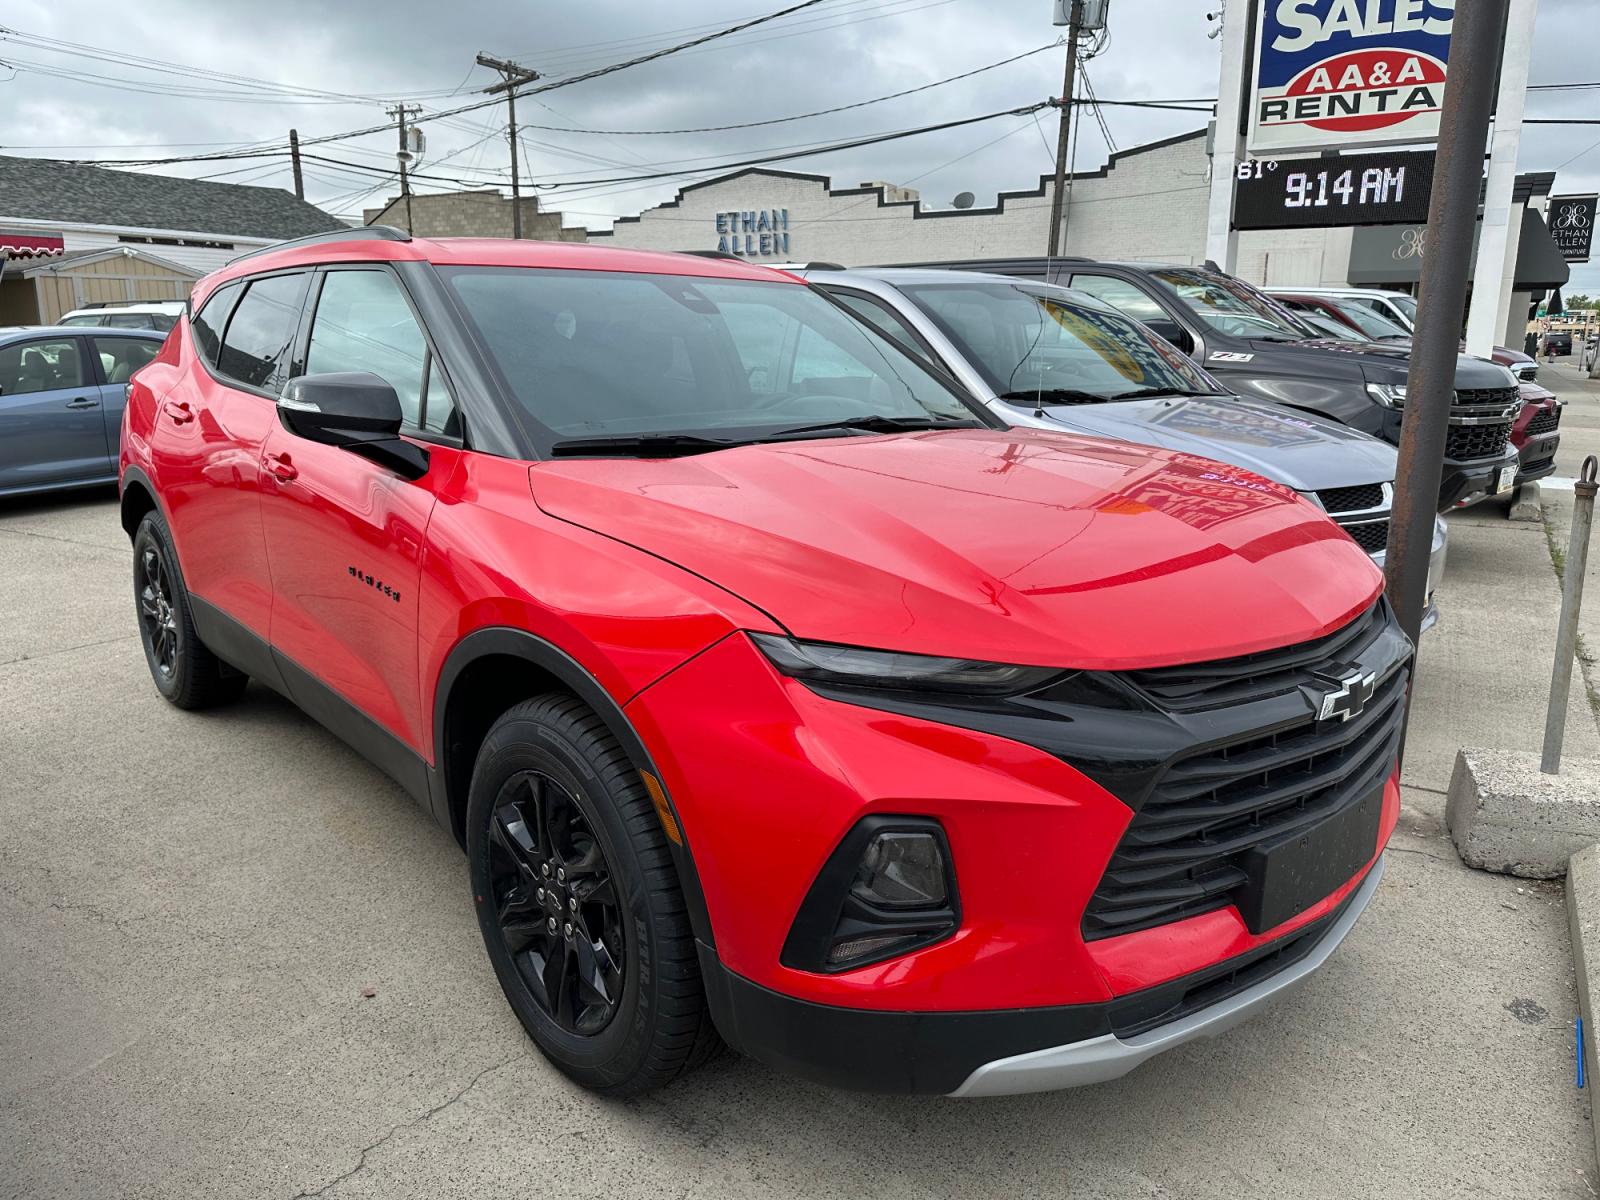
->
2, 366, 1598, 1199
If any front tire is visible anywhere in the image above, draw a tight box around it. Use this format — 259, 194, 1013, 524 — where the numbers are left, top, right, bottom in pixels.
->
132, 511, 247, 709
466, 694, 719, 1094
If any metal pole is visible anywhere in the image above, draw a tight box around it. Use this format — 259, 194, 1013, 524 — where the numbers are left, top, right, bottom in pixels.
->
1542, 455, 1600, 774
1203, 0, 1251, 272
507, 88, 522, 239
1385, 0, 1510, 652
1465, 0, 1537, 357
289, 128, 304, 200
1046, 1, 1083, 258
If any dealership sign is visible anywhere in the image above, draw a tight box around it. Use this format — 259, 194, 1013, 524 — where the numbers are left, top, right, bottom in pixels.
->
1549, 195, 1597, 264
1247, 0, 1455, 154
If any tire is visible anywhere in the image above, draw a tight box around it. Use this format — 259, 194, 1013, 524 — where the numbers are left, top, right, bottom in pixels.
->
132, 510, 247, 710
466, 694, 720, 1095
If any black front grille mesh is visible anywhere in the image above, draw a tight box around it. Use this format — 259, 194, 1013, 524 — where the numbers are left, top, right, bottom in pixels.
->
1340, 520, 1389, 554
1454, 385, 1521, 410
1526, 407, 1562, 436
1083, 668, 1405, 940
1317, 483, 1385, 514
1446, 423, 1512, 461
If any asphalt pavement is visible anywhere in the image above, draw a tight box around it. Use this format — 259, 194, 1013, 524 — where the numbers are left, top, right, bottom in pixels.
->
3, 383, 1598, 1197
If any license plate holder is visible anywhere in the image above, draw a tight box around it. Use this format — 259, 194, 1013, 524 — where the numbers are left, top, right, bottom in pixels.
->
1234, 785, 1383, 934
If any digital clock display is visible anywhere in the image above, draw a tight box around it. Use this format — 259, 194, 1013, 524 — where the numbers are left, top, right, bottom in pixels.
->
1232, 149, 1436, 231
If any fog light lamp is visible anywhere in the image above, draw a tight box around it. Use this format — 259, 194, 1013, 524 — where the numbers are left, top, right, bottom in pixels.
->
850, 831, 947, 909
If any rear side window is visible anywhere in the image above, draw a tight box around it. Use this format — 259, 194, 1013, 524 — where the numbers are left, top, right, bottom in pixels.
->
0, 337, 85, 394
150, 314, 177, 332
217, 273, 309, 390
191, 282, 242, 366
106, 314, 150, 329
94, 337, 161, 385
58, 314, 101, 328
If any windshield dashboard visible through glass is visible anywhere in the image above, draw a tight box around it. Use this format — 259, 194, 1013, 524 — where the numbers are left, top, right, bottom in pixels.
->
898, 280, 1222, 405
1152, 269, 1316, 341
439, 267, 988, 456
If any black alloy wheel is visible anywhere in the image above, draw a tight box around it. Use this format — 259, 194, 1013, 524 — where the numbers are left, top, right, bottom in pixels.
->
486, 771, 626, 1036
136, 540, 179, 680
130, 510, 247, 709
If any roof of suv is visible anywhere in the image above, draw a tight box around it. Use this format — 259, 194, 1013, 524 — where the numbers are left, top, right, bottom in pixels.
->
1266, 286, 1410, 300
196, 229, 801, 306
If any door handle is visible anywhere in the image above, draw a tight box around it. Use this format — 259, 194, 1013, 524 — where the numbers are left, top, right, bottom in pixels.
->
163, 400, 194, 425
263, 452, 297, 482
65, 396, 99, 410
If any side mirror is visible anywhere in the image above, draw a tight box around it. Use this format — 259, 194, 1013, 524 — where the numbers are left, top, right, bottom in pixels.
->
1144, 318, 1194, 355
278, 372, 428, 480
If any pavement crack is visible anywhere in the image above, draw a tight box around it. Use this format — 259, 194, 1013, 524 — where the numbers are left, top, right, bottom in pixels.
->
0, 525, 125, 556
0, 633, 137, 668
1385, 843, 1453, 864
290, 1053, 525, 1198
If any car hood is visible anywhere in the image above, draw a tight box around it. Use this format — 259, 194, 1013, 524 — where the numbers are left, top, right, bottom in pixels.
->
1028, 395, 1397, 493
1237, 338, 1516, 388
530, 429, 1382, 670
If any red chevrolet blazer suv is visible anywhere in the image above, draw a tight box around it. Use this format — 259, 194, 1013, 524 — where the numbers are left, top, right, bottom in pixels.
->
119, 229, 1408, 1096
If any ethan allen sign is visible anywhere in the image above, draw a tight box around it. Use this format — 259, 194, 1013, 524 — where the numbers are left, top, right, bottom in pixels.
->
716, 209, 791, 257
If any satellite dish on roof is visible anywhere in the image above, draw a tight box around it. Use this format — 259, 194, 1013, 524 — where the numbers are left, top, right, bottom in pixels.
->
952, 192, 975, 210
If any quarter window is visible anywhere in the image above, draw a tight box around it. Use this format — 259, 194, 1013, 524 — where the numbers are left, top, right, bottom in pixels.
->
191, 282, 242, 366
0, 338, 83, 394
305, 269, 452, 431
217, 273, 309, 390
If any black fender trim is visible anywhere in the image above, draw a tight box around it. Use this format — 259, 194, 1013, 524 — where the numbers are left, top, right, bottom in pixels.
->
118, 465, 166, 536
433, 627, 716, 949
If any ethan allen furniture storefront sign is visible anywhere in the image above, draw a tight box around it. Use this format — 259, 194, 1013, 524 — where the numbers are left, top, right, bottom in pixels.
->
715, 208, 791, 257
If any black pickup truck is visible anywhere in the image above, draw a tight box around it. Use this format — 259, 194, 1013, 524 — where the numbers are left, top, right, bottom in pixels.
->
900, 257, 1522, 510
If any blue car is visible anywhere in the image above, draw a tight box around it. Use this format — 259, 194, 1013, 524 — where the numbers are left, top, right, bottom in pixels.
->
0, 325, 165, 497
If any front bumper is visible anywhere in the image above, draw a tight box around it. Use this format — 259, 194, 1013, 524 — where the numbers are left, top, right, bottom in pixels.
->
700, 856, 1386, 1096
1439, 445, 1520, 510
1369, 515, 1448, 633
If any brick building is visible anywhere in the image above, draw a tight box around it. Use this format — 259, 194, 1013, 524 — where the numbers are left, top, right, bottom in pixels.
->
362, 190, 586, 242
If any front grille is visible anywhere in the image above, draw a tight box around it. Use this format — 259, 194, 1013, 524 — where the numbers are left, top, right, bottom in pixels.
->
1085, 609, 1407, 941
1526, 407, 1561, 436
1454, 385, 1521, 412
1317, 483, 1384, 514
1446, 422, 1512, 461
1122, 601, 1386, 713
1339, 520, 1389, 553
1515, 363, 1539, 383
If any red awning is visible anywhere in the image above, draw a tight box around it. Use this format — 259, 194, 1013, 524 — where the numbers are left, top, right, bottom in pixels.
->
0, 233, 65, 258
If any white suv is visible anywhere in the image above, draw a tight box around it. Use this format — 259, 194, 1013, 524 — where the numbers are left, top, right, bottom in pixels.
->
58, 301, 184, 332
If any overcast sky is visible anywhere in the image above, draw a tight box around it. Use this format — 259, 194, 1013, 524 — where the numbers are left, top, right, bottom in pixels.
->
1, 0, 1596, 293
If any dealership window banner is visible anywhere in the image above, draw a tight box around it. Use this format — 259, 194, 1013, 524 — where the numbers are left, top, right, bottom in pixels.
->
1549, 195, 1597, 265
1247, 0, 1454, 154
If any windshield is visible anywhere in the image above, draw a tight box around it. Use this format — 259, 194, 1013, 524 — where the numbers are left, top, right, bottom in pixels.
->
442, 268, 984, 454
1330, 300, 1409, 341
1152, 269, 1314, 341
898, 281, 1220, 403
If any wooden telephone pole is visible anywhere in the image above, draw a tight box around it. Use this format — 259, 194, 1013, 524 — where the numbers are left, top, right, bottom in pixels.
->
288, 128, 304, 200
385, 103, 421, 233
1047, 1, 1084, 258
476, 54, 541, 239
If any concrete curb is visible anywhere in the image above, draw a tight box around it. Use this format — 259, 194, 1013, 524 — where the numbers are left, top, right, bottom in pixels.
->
1444, 748, 1600, 878
1567, 844, 1600, 1163
1509, 482, 1544, 523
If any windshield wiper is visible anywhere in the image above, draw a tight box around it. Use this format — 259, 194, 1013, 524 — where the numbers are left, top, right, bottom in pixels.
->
995, 388, 1110, 405
1106, 386, 1213, 401
549, 433, 746, 458
764, 414, 982, 440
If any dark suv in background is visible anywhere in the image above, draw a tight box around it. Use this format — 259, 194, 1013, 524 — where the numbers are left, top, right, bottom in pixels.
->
904, 258, 1523, 511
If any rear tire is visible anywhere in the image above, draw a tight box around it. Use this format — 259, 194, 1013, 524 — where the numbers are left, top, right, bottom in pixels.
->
466, 694, 720, 1095
132, 510, 247, 710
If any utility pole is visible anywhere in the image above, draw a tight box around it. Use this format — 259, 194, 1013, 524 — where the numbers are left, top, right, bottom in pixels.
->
288, 128, 304, 200
385, 103, 420, 233
1386, 0, 1511, 653
1046, 1, 1084, 258
476, 54, 541, 239
1203, 0, 1250, 272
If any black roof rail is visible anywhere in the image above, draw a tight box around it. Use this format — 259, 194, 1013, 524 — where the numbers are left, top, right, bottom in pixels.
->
227, 224, 412, 266
681, 249, 743, 260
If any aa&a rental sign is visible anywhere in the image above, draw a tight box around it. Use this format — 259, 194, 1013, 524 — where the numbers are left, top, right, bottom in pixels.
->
1248, 0, 1454, 154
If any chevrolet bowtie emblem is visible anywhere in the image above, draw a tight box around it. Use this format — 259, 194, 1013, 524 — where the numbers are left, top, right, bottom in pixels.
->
1314, 667, 1378, 722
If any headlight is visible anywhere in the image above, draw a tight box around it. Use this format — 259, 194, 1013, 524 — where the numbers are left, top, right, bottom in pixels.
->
749, 632, 1060, 695
1365, 382, 1407, 409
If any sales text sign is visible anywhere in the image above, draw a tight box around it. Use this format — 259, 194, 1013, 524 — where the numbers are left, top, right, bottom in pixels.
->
1247, 0, 1455, 154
